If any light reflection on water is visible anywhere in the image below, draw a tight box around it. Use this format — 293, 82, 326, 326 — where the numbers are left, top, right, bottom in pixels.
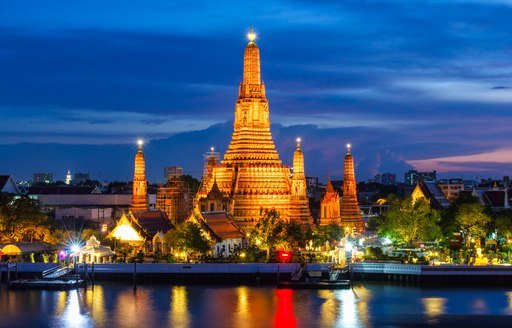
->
1, 283, 512, 327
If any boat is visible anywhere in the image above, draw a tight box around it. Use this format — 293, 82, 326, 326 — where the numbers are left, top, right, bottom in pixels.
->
8, 278, 84, 290
277, 265, 351, 290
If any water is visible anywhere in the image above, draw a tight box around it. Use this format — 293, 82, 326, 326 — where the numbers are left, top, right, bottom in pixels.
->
1, 283, 512, 327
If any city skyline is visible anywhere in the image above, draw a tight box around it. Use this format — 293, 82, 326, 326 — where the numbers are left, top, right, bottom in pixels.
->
1, 1, 511, 182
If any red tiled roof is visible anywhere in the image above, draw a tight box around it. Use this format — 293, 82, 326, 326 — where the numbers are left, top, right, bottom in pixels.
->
133, 210, 174, 235
202, 212, 245, 240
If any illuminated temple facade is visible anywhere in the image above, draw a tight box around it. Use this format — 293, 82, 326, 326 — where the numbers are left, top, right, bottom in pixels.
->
340, 145, 365, 232
319, 178, 341, 226
196, 33, 311, 229
131, 140, 149, 212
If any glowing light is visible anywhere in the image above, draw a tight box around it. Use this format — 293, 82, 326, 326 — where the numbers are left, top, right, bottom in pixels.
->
347, 143, 351, 149
247, 30, 256, 42
240, 252, 246, 258
111, 224, 144, 241
211, 147, 214, 152
71, 244, 81, 254
296, 137, 301, 144
137, 139, 143, 147
344, 242, 353, 252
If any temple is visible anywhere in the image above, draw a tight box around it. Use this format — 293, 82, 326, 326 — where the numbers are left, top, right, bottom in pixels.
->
319, 177, 341, 225
196, 32, 311, 229
131, 140, 149, 212
340, 145, 365, 232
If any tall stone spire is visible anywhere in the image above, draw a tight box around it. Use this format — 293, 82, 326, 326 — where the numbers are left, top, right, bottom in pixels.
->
290, 138, 312, 224
292, 138, 305, 196
131, 139, 149, 212
340, 144, 364, 232
197, 31, 311, 229
319, 176, 341, 226
223, 30, 280, 165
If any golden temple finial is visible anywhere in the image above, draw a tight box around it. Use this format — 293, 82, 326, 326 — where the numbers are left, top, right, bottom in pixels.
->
137, 139, 144, 150
346, 143, 351, 154
247, 28, 256, 43
210, 147, 215, 156
296, 137, 301, 148
243, 28, 261, 86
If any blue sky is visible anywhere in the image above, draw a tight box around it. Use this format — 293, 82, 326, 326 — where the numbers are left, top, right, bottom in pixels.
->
1, 1, 511, 183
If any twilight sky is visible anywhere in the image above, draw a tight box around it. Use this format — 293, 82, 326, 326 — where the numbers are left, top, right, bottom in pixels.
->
1, 0, 511, 183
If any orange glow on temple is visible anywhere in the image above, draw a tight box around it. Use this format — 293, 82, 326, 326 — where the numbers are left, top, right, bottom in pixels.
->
196, 33, 311, 228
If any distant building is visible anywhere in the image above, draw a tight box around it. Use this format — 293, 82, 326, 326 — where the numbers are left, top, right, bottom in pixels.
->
164, 166, 184, 182
411, 180, 450, 209
73, 172, 90, 184
437, 179, 465, 200
374, 173, 396, 185
0, 175, 20, 194
65, 170, 72, 185
404, 170, 436, 186
33, 172, 53, 184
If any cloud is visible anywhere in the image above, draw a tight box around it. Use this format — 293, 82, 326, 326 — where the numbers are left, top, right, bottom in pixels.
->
407, 148, 512, 173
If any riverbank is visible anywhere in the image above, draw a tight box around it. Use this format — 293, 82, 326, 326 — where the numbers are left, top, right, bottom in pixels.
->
2, 262, 512, 285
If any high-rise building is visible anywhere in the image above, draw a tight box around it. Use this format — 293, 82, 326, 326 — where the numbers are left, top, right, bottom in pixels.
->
33, 172, 53, 184
196, 31, 311, 229
340, 145, 365, 232
404, 170, 436, 186
374, 173, 396, 185
131, 140, 149, 212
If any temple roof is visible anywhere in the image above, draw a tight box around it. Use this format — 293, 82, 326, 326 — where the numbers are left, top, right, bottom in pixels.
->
202, 212, 245, 240
132, 210, 174, 235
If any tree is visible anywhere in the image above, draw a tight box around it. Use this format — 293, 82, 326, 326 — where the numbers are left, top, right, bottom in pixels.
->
249, 209, 284, 262
455, 202, 492, 247
496, 209, 512, 240
311, 224, 344, 248
0, 193, 52, 243
379, 195, 441, 246
276, 220, 305, 251
165, 221, 211, 262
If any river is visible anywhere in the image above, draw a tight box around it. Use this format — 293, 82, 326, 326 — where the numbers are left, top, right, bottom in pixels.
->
1, 283, 512, 327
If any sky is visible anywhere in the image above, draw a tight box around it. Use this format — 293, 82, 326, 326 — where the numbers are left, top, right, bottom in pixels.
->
1, 0, 511, 183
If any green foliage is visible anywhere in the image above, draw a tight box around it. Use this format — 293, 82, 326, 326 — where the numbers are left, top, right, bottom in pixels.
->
165, 221, 212, 262
182, 175, 200, 193
496, 209, 512, 239
276, 220, 306, 250
249, 209, 285, 262
455, 202, 492, 246
311, 224, 344, 248
379, 195, 441, 246
0, 193, 54, 243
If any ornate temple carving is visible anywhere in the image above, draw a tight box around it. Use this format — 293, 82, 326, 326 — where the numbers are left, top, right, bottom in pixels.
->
340, 145, 365, 232
131, 140, 149, 212
319, 178, 341, 226
197, 32, 311, 229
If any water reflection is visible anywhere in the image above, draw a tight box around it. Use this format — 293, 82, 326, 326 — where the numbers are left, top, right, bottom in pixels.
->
169, 286, 190, 328
115, 288, 155, 328
235, 286, 251, 328
2, 283, 512, 327
53, 290, 93, 327
422, 297, 446, 317
274, 289, 296, 328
